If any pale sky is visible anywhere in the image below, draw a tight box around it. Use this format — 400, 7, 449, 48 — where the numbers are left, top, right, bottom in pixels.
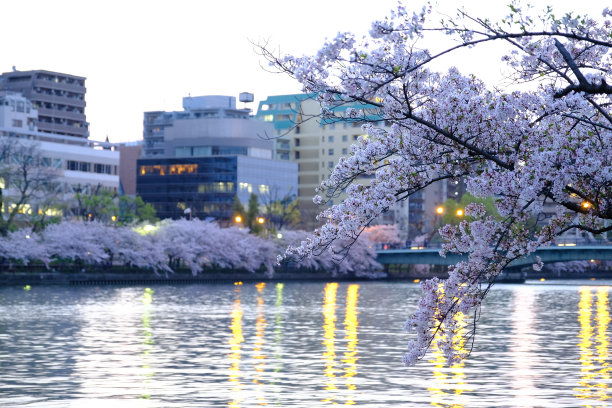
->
2, 0, 609, 143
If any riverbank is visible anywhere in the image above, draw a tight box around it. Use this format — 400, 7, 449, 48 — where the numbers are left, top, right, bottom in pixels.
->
2, 264, 612, 286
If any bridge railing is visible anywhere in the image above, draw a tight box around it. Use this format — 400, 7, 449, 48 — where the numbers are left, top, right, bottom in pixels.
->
375, 237, 610, 251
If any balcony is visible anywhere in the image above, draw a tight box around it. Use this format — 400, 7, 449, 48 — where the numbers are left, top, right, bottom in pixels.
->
38, 108, 85, 122
38, 122, 88, 138
31, 90, 86, 108
33, 78, 86, 94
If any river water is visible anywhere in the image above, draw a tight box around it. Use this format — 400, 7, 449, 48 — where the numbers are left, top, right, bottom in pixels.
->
0, 280, 610, 407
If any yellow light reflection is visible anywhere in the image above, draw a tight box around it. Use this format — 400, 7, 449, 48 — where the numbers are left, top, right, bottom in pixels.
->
510, 288, 538, 407
253, 282, 268, 406
322, 282, 339, 404
273, 283, 284, 375
427, 284, 469, 407
140, 288, 155, 400
228, 283, 244, 407
343, 284, 360, 405
574, 286, 611, 406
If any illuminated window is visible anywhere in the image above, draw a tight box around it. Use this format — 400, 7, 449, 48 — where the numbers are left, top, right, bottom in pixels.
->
258, 184, 269, 194
239, 182, 252, 193
139, 165, 167, 176
263, 115, 274, 122
169, 164, 198, 175
198, 182, 235, 193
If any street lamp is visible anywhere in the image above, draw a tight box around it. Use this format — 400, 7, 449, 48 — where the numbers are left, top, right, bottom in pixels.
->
456, 209, 464, 217
257, 217, 265, 224
436, 206, 444, 215
234, 215, 242, 223
582, 201, 592, 209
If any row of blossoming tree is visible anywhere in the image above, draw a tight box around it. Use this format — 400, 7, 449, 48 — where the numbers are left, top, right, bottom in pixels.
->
265, 1, 612, 365
0, 219, 380, 277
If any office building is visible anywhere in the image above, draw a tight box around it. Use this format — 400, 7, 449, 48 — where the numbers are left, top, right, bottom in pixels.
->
137, 95, 297, 221
0, 91, 119, 216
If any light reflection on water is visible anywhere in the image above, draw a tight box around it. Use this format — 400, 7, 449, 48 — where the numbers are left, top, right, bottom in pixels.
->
0, 281, 611, 407
574, 287, 611, 406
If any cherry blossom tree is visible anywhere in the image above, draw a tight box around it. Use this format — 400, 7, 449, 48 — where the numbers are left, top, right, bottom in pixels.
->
363, 224, 403, 247
276, 229, 382, 277
265, 2, 612, 364
0, 138, 60, 236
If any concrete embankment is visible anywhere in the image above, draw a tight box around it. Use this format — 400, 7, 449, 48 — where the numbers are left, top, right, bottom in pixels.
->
0, 267, 374, 286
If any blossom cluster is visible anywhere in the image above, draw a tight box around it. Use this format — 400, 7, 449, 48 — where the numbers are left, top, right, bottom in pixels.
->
268, 2, 611, 364
0, 220, 381, 277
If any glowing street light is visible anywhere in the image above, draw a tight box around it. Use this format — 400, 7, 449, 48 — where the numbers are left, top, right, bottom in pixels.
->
436, 206, 444, 215
257, 217, 265, 224
234, 215, 242, 223
581, 201, 592, 209
456, 209, 464, 217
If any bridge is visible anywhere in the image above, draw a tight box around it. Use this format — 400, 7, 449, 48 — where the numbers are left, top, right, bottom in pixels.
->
376, 245, 612, 268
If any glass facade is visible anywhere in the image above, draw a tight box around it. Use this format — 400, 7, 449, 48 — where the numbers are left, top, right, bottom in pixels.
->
137, 156, 238, 220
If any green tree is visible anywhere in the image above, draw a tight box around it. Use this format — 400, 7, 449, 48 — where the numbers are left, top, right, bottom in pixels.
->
232, 195, 245, 224
74, 184, 117, 223
118, 195, 157, 225
439, 193, 501, 227
245, 193, 262, 235
262, 194, 300, 232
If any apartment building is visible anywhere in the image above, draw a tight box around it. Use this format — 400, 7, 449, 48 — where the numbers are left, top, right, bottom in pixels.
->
0, 69, 88, 138
256, 93, 467, 239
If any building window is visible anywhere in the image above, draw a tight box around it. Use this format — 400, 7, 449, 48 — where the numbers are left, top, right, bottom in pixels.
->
295, 151, 300, 159
328, 149, 334, 155
353, 135, 359, 141
94, 163, 112, 174
169, 164, 198, 175
12, 119, 22, 128
329, 123, 336, 130
328, 161, 334, 168
328, 135, 334, 143
342, 135, 348, 142
175, 147, 192, 157
342, 148, 348, 155
258, 184, 269, 194
263, 114, 274, 122
295, 138, 300, 147
322, 136, 325, 142
67, 160, 90, 172
239, 182, 253, 193
139, 165, 167, 176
